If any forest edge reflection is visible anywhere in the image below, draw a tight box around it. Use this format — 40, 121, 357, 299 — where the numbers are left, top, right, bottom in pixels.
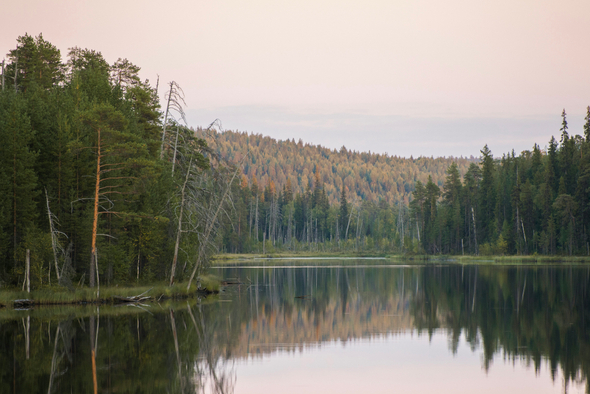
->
1, 264, 589, 393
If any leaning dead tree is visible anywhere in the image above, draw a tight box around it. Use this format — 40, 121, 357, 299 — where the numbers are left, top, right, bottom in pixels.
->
45, 189, 68, 284
169, 126, 212, 286
167, 121, 245, 288
159, 81, 187, 160
186, 160, 243, 290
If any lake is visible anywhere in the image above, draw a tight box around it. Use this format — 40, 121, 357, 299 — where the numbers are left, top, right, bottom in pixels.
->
2, 261, 589, 393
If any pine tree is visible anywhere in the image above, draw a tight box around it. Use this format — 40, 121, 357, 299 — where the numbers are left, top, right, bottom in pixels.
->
7, 33, 62, 92
77, 103, 154, 287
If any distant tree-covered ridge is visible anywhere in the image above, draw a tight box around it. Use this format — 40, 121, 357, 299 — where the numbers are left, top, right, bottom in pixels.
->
203, 116, 590, 257
200, 129, 476, 205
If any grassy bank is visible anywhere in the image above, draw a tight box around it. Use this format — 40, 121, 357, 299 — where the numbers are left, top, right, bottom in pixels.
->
0, 297, 214, 321
444, 255, 590, 264
0, 275, 221, 309
212, 252, 590, 265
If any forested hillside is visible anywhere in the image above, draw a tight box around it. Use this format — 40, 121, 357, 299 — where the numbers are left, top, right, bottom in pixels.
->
200, 129, 476, 204
211, 112, 590, 257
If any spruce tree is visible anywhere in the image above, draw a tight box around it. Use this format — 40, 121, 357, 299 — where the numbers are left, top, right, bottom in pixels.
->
479, 145, 496, 243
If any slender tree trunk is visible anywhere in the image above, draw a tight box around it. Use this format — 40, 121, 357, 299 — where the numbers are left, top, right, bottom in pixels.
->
345, 205, 354, 240
90, 128, 101, 288
13, 123, 17, 264
471, 207, 478, 255
46, 189, 60, 282
25, 249, 30, 293
255, 196, 259, 241
25, 316, 30, 359
249, 200, 253, 240
136, 249, 140, 282
171, 126, 179, 174
169, 310, 182, 380
159, 83, 173, 159
187, 166, 241, 290
170, 158, 192, 286
90, 316, 98, 394
47, 326, 61, 394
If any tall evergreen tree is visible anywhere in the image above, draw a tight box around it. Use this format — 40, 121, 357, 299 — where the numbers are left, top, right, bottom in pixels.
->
0, 91, 39, 269
478, 145, 496, 243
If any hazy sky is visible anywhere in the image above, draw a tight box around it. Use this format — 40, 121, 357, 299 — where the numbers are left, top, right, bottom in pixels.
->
4, 0, 590, 157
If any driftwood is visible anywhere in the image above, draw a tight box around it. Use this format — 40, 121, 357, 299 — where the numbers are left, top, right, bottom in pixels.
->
113, 288, 152, 304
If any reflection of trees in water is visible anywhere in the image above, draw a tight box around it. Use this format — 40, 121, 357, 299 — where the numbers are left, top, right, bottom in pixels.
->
215, 265, 590, 392
0, 303, 236, 394
189, 303, 236, 394
1, 265, 589, 392
411, 266, 590, 392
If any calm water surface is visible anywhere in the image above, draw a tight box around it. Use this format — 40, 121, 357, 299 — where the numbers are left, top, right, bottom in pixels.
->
2, 262, 589, 393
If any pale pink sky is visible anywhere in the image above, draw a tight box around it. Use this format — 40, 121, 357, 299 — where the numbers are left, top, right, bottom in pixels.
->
3, 0, 590, 157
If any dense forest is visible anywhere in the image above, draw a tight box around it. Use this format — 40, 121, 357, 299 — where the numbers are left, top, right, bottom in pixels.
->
211, 110, 590, 257
1, 33, 589, 292
200, 129, 476, 204
0, 33, 234, 289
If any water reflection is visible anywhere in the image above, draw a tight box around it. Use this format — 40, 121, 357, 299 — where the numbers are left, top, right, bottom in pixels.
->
1, 301, 235, 394
214, 264, 590, 393
1, 264, 589, 393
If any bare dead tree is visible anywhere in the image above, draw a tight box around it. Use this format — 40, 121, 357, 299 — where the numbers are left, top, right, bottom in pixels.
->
186, 160, 243, 290
159, 81, 186, 160
177, 124, 248, 290
170, 157, 193, 286
168, 123, 217, 285
45, 189, 67, 284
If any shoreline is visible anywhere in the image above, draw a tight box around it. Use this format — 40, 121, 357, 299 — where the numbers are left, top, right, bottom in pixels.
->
212, 252, 590, 265
0, 276, 221, 310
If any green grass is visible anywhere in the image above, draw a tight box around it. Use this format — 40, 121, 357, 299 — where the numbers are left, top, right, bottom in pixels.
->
0, 276, 221, 309
212, 252, 590, 266
446, 255, 590, 264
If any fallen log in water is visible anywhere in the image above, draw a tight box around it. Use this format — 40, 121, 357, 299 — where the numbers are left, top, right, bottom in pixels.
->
113, 288, 153, 304
13, 299, 34, 308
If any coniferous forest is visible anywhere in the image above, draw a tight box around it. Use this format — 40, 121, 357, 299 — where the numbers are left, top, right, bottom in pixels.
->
1, 33, 590, 290
0, 34, 235, 289
211, 110, 590, 258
